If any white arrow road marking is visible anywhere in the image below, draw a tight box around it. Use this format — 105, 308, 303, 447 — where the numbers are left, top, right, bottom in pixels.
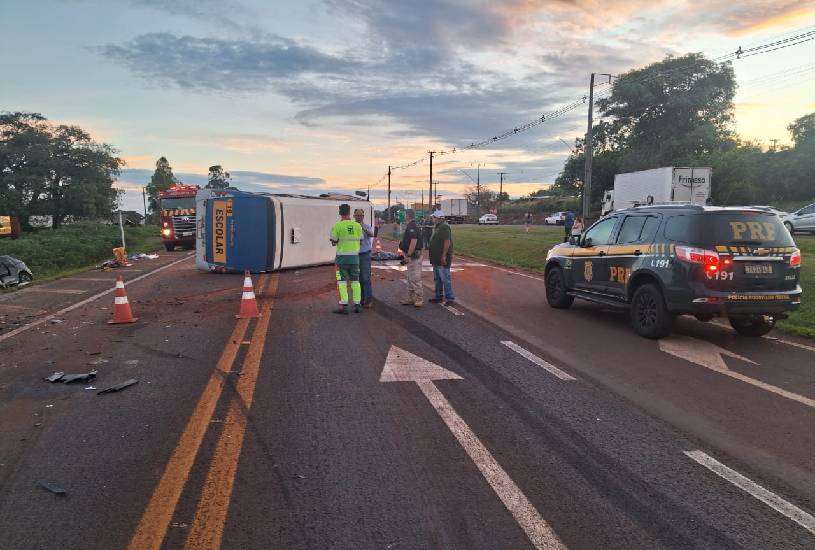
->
659, 335, 815, 409
381, 346, 565, 550
684, 450, 815, 536
501, 341, 576, 381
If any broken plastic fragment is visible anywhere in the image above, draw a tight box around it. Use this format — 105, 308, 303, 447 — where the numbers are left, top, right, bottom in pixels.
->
62, 369, 98, 384
44, 372, 65, 383
97, 379, 138, 395
38, 480, 66, 495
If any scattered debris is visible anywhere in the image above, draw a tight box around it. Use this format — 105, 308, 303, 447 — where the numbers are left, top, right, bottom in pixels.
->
49, 319, 64, 325
45, 404, 53, 408
294, 474, 306, 479
84, 386, 97, 391
170, 522, 188, 529
124, 360, 139, 366
241, 340, 251, 345
88, 358, 109, 366
87, 351, 102, 356
37, 480, 66, 495
372, 251, 401, 261
97, 379, 138, 395
44, 372, 65, 383
62, 369, 98, 384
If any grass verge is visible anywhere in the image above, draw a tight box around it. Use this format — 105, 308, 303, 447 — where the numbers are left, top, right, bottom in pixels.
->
1, 223, 162, 284
400, 224, 813, 339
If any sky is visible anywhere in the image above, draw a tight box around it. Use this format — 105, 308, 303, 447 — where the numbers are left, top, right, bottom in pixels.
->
2, 0, 815, 213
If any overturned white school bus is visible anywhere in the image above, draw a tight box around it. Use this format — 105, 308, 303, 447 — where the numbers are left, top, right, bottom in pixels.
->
195, 189, 374, 273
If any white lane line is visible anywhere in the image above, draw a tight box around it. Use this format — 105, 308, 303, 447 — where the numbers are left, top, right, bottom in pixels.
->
72, 277, 120, 282
501, 341, 576, 381
417, 379, 566, 550
24, 288, 87, 295
441, 303, 464, 316
684, 450, 815, 536
763, 336, 815, 353
718, 369, 815, 409
487, 265, 545, 282
0, 254, 193, 343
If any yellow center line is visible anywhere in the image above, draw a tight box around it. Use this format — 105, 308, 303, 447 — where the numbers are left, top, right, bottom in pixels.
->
184, 274, 279, 550
127, 274, 269, 550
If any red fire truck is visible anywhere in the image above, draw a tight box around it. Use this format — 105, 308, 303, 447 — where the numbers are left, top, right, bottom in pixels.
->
159, 185, 199, 251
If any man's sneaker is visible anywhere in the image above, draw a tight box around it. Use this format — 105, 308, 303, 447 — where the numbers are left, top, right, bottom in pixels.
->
333, 306, 349, 315
429, 298, 444, 303
443, 299, 456, 306
354, 304, 362, 313
413, 301, 423, 308
401, 300, 415, 306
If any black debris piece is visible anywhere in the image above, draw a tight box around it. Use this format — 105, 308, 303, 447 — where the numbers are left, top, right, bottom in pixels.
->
372, 251, 401, 261
44, 372, 65, 383
61, 369, 98, 384
38, 480, 66, 495
97, 379, 138, 395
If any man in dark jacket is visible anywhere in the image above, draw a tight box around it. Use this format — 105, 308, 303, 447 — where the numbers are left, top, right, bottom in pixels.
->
428, 210, 455, 305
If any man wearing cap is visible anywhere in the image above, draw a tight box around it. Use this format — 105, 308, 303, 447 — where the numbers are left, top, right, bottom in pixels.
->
330, 203, 363, 314
428, 210, 455, 305
354, 208, 375, 308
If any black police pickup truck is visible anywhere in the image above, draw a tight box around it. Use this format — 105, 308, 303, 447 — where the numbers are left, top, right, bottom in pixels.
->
544, 206, 802, 338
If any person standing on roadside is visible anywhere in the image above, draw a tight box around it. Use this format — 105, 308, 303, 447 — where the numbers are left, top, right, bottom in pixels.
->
329, 203, 363, 314
422, 212, 433, 248
524, 211, 533, 233
354, 208, 375, 309
571, 215, 584, 241
563, 210, 575, 242
374, 215, 381, 237
428, 210, 455, 305
399, 209, 423, 307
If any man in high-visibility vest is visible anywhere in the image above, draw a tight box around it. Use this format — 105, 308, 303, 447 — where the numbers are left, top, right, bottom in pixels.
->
330, 203, 364, 314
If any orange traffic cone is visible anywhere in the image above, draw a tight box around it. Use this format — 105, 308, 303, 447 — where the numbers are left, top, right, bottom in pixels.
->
375, 238, 382, 252
108, 276, 138, 324
236, 271, 260, 319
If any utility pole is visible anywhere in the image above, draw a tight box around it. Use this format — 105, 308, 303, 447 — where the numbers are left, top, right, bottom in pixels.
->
476, 164, 481, 218
387, 166, 391, 222
497, 172, 507, 213
769, 138, 779, 152
428, 151, 435, 212
584, 73, 614, 221
141, 187, 148, 223
421, 188, 424, 211
367, 184, 370, 201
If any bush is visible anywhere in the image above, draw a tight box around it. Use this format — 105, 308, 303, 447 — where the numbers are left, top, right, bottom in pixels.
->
0, 223, 160, 280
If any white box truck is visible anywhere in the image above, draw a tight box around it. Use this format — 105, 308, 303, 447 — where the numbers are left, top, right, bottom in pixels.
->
601, 167, 711, 215
440, 198, 469, 224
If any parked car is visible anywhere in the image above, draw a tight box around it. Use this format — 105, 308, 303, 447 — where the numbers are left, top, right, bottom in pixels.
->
545, 205, 801, 338
750, 206, 789, 219
478, 214, 499, 225
783, 203, 815, 234
544, 212, 567, 225
0, 255, 33, 289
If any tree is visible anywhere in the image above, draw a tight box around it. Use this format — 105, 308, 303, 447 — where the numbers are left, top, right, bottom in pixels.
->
597, 53, 736, 170
145, 156, 178, 213
788, 112, 815, 146
464, 186, 496, 211
206, 165, 231, 189
497, 191, 510, 202
0, 112, 123, 229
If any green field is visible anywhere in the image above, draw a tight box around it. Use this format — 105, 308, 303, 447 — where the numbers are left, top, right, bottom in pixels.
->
446, 224, 814, 339
0, 223, 162, 284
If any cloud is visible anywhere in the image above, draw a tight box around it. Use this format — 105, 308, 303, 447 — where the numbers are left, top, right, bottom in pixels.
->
118, 168, 325, 189
99, 33, 363, 91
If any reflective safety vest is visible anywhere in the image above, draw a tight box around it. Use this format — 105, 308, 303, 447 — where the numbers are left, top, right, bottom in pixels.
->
330, 219, 363, 257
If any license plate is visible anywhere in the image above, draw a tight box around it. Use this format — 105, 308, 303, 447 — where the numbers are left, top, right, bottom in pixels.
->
744, 263, 773, 275
181, 231, 193, 237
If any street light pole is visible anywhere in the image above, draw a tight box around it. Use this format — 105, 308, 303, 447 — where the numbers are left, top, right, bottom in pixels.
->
387, 165, 392, 223
584, 72, 614, 221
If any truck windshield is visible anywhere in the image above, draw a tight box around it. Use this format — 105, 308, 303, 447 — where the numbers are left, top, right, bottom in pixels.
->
704, 211, 794, 247
161, 197, 195, 210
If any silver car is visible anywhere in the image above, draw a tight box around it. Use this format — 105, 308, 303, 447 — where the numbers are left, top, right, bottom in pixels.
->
0, 255, 33, 288
783, 203, 815, 234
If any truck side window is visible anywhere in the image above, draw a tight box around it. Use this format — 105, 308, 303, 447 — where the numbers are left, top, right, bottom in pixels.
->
664, 215, 699, 243
583, 217, 616, 246
640, 216, 660, 243
617, 216, 646, 244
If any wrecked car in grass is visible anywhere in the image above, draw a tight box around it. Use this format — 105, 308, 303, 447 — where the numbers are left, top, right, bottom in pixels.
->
0, 255, 33, 288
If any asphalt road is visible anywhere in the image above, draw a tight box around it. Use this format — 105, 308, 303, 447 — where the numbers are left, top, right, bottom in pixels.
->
1, 247, 814, 549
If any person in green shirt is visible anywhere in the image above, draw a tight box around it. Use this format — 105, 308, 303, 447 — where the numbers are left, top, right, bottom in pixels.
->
330, 203, 363, 314
428, 210, 455, 305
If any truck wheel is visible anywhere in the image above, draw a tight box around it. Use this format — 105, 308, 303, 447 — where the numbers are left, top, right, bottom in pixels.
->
18, 272, 32, 285
164, 243, 175, 252
729, 315, 775, 337
545, 267, 573, 309
631, 283, 674, 338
